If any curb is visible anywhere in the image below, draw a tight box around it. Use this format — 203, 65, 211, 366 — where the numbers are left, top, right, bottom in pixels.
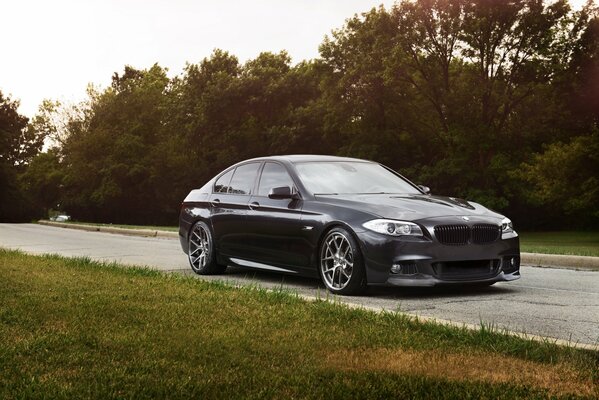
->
195, 280, 599, 352
521, 253, 599, 271
38, 220, 179, 239
299, 293, 599, 352
38, 220, 598, 271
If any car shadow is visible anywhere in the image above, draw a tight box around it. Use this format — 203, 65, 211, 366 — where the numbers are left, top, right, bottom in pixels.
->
366, 283, 516, 300
222, 266, 321, 290
220, 265, 517, 300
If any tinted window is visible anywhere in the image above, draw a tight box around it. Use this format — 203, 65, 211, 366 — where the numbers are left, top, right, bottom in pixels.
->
214, 169, 234, 193
258, 163, 295, 196
228, 163, 261, 195
295, 162, 420, 195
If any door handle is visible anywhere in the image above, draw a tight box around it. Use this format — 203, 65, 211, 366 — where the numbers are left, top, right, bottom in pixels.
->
210, 198, 221, 207
249, 201, 260, 210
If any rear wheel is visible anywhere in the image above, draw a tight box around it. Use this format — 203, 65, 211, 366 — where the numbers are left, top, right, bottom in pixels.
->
318, 227, 366, 295
188, 221, 226, 275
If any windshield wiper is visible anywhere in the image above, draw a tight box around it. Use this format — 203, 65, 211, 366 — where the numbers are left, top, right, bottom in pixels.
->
354, 192, 401, 195
314, 192, 403, 195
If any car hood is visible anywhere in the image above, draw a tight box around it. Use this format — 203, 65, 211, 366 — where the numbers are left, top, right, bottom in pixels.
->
315, 193, 503, 222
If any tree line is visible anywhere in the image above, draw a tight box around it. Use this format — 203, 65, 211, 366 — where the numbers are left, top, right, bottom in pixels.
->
1, 0, 598, 229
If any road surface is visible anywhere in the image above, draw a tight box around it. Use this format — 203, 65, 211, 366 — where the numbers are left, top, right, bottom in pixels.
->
1, 223, 597, 346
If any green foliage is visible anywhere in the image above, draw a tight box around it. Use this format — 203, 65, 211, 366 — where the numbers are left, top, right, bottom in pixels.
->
10, 0, 599, 228
39, 51, 330, 224
18, 149, 63, 216
57, 64, 172, 223
0, 91, 46, 221
0, 91, 42, 167
517, 130, 599, 223
322, 0, 581, 208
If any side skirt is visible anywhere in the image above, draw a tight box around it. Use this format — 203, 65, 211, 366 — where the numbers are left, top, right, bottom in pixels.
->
228, 257, 299, 274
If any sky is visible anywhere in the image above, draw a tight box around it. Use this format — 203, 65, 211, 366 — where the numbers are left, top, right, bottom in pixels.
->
0, 0, 588, 118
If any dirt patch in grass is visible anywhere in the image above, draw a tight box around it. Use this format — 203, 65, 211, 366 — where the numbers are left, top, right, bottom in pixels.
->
326, 348, 598, 397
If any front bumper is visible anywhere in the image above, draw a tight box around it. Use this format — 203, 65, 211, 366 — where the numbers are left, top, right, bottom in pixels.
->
356, 218, 520, 287
385, 270, 520, 287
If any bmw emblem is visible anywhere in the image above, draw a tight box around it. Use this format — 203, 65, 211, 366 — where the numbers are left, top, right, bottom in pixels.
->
462, 216, 470, 221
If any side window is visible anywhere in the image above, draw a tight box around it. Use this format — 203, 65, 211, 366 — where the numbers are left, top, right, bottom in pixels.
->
214, 169, 234, 193
258, 163, 295, 196
228, 163, 261, 195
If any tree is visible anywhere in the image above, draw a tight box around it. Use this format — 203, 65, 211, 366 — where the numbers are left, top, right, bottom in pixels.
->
14, 0, 597, 229
517, 129, 599, 225
167, 50, 328, 189
319, 7, 416, 165
0, 90, 47, 221
318, 0, 579, 212
57, 64, 172, 223
0, 91, 37, 167
565, 3, 599, 126
19, 149, 64, 216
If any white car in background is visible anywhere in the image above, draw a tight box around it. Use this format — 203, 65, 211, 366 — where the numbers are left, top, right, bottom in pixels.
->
51, 215, 71, 222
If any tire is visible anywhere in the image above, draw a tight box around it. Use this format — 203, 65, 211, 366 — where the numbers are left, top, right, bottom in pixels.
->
187, 221, 226, 275
318, 227, 366, 295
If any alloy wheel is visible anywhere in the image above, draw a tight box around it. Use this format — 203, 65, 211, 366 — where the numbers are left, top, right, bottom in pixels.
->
320, 231, 354, 290
189, 223, 211, 271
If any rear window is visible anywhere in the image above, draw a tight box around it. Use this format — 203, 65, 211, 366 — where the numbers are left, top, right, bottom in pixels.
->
227, 163, 261, 195
214, 169, 233, 193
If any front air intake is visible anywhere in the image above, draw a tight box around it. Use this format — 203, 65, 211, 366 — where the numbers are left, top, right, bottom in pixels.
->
432, 259, 501, 280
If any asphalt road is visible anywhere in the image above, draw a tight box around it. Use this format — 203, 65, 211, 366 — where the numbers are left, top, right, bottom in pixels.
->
1, 223, 598, 346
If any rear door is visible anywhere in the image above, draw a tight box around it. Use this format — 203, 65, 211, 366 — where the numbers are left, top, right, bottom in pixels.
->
244, 162, 311, 271
209, 162, 262, 257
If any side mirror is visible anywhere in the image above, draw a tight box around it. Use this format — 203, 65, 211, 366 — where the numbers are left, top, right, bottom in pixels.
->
417, 185, 431, 195
268, 186, 298, 200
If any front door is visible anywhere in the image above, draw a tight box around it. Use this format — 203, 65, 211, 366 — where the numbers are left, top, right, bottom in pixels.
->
244, 162, 311, 272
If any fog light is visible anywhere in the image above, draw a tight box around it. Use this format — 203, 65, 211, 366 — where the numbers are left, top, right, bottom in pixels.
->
391, 263, 402, 274
502, 255, 520, 272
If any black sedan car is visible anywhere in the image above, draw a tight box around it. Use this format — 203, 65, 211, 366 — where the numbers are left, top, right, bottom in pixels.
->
179, 155, 520, 295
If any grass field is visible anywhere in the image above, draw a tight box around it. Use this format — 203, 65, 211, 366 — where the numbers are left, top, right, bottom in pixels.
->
519, 231, 599, 257
0, 249, 597, 399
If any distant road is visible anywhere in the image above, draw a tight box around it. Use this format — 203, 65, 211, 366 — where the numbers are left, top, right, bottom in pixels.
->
1, 223, 598, 346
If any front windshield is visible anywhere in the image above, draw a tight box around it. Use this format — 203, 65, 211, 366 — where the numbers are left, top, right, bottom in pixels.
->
294, 161, 421, 195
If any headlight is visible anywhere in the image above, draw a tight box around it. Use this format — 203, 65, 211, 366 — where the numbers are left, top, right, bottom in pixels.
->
362, 219, 424, 237
501, 217, 514, 233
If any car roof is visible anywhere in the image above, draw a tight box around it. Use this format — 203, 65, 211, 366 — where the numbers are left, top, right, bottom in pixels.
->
243, 154, 373, 164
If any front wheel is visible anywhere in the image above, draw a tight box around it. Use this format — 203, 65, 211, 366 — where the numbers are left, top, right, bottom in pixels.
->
318, 227, 366, 295
188, 221, 226, 275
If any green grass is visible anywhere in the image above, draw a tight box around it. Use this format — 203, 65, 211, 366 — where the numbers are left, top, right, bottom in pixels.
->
519, 231, 599, 257
0, 249, 597, 399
